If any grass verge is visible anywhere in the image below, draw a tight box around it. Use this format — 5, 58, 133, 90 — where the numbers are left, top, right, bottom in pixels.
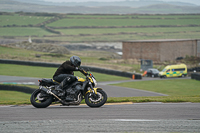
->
107, 79, 200, 103
0, 90, 31, 105
107, 95, 200, 103
111, 79, 200, 96
1, 78, 200, 105
1, 90, 200, 105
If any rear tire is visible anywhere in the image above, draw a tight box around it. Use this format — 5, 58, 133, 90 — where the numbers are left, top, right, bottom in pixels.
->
85, 89, 107, 108
30, 89, 53, 108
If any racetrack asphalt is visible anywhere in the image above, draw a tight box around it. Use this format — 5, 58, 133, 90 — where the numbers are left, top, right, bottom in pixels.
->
0, 75, 190, 97
0, 75, 198, 133
1, 103, 200, 133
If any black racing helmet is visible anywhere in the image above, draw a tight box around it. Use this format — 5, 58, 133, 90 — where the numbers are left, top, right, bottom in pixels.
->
70, 56, 81, 67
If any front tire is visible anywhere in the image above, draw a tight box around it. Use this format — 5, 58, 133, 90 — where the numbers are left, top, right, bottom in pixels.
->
30, 89, 53, 108
85, 89, 107, 108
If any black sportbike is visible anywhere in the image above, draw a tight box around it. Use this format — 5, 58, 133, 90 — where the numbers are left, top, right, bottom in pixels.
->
30, 68, 107, 108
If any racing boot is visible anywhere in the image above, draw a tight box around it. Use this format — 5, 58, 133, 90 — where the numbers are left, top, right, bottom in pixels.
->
55, 77, 70, 96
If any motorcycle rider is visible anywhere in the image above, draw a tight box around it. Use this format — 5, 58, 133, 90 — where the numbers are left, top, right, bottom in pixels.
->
53, 56, 81, 98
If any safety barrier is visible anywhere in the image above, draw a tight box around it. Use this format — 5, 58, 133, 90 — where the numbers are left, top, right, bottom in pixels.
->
188, 67, 200, 72
0, 85, 35, 94
191, 73, 200, 81
0, 59, 142, 79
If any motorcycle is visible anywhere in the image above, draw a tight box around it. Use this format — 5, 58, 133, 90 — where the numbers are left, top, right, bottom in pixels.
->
30, 68, 107, 108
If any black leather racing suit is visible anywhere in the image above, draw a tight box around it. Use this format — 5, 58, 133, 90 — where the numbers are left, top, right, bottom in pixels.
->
53, 60, 79, 87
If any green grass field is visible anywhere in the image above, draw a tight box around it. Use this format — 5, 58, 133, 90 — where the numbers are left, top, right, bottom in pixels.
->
65, 14, 200, 19
0, 90, 30, 105
0, 63, 128, 105
0, 46, 143, 72
0, 27, 56, 36
108, 79, 200, 103
1, 12, 200, 105
1, 78, 200, 105
0, 63, 129, 81
1, 13, 200, 42
112, 79, 200, 96
47, 18, 200, 27
0, 63, 200, 105
0, 46, 101, 63
0, 14, 52, 26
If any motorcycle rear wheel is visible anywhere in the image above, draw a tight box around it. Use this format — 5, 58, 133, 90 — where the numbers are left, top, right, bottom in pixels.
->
30, 89, 53, 108
85, 89, 107, 108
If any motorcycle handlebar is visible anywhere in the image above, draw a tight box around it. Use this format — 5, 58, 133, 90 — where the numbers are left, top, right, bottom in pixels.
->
78, 67, 88, 76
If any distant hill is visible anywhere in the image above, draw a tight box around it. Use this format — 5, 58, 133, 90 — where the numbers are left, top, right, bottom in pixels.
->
0, 0, 199, 14
136, 4, 200, 14
12, 0, 196, 7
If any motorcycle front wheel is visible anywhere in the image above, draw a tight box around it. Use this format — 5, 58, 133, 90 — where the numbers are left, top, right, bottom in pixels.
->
30, 89, 53, 108
85, 89, 107, 108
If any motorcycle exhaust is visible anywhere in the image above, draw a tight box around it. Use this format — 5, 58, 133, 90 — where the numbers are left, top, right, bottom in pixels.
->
39, 86, 78, 106
40, 86, 49, 93
39, 86, 62, 101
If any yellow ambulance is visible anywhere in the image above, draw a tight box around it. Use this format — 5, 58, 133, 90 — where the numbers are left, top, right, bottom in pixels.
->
159, 64, 187, 78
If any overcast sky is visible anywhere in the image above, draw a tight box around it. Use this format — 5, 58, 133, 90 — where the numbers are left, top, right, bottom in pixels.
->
43, 0, 200, 5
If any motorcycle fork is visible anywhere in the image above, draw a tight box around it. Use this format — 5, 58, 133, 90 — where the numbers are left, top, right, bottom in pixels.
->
85, 83, 99, 96
89, 82, 97, 94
